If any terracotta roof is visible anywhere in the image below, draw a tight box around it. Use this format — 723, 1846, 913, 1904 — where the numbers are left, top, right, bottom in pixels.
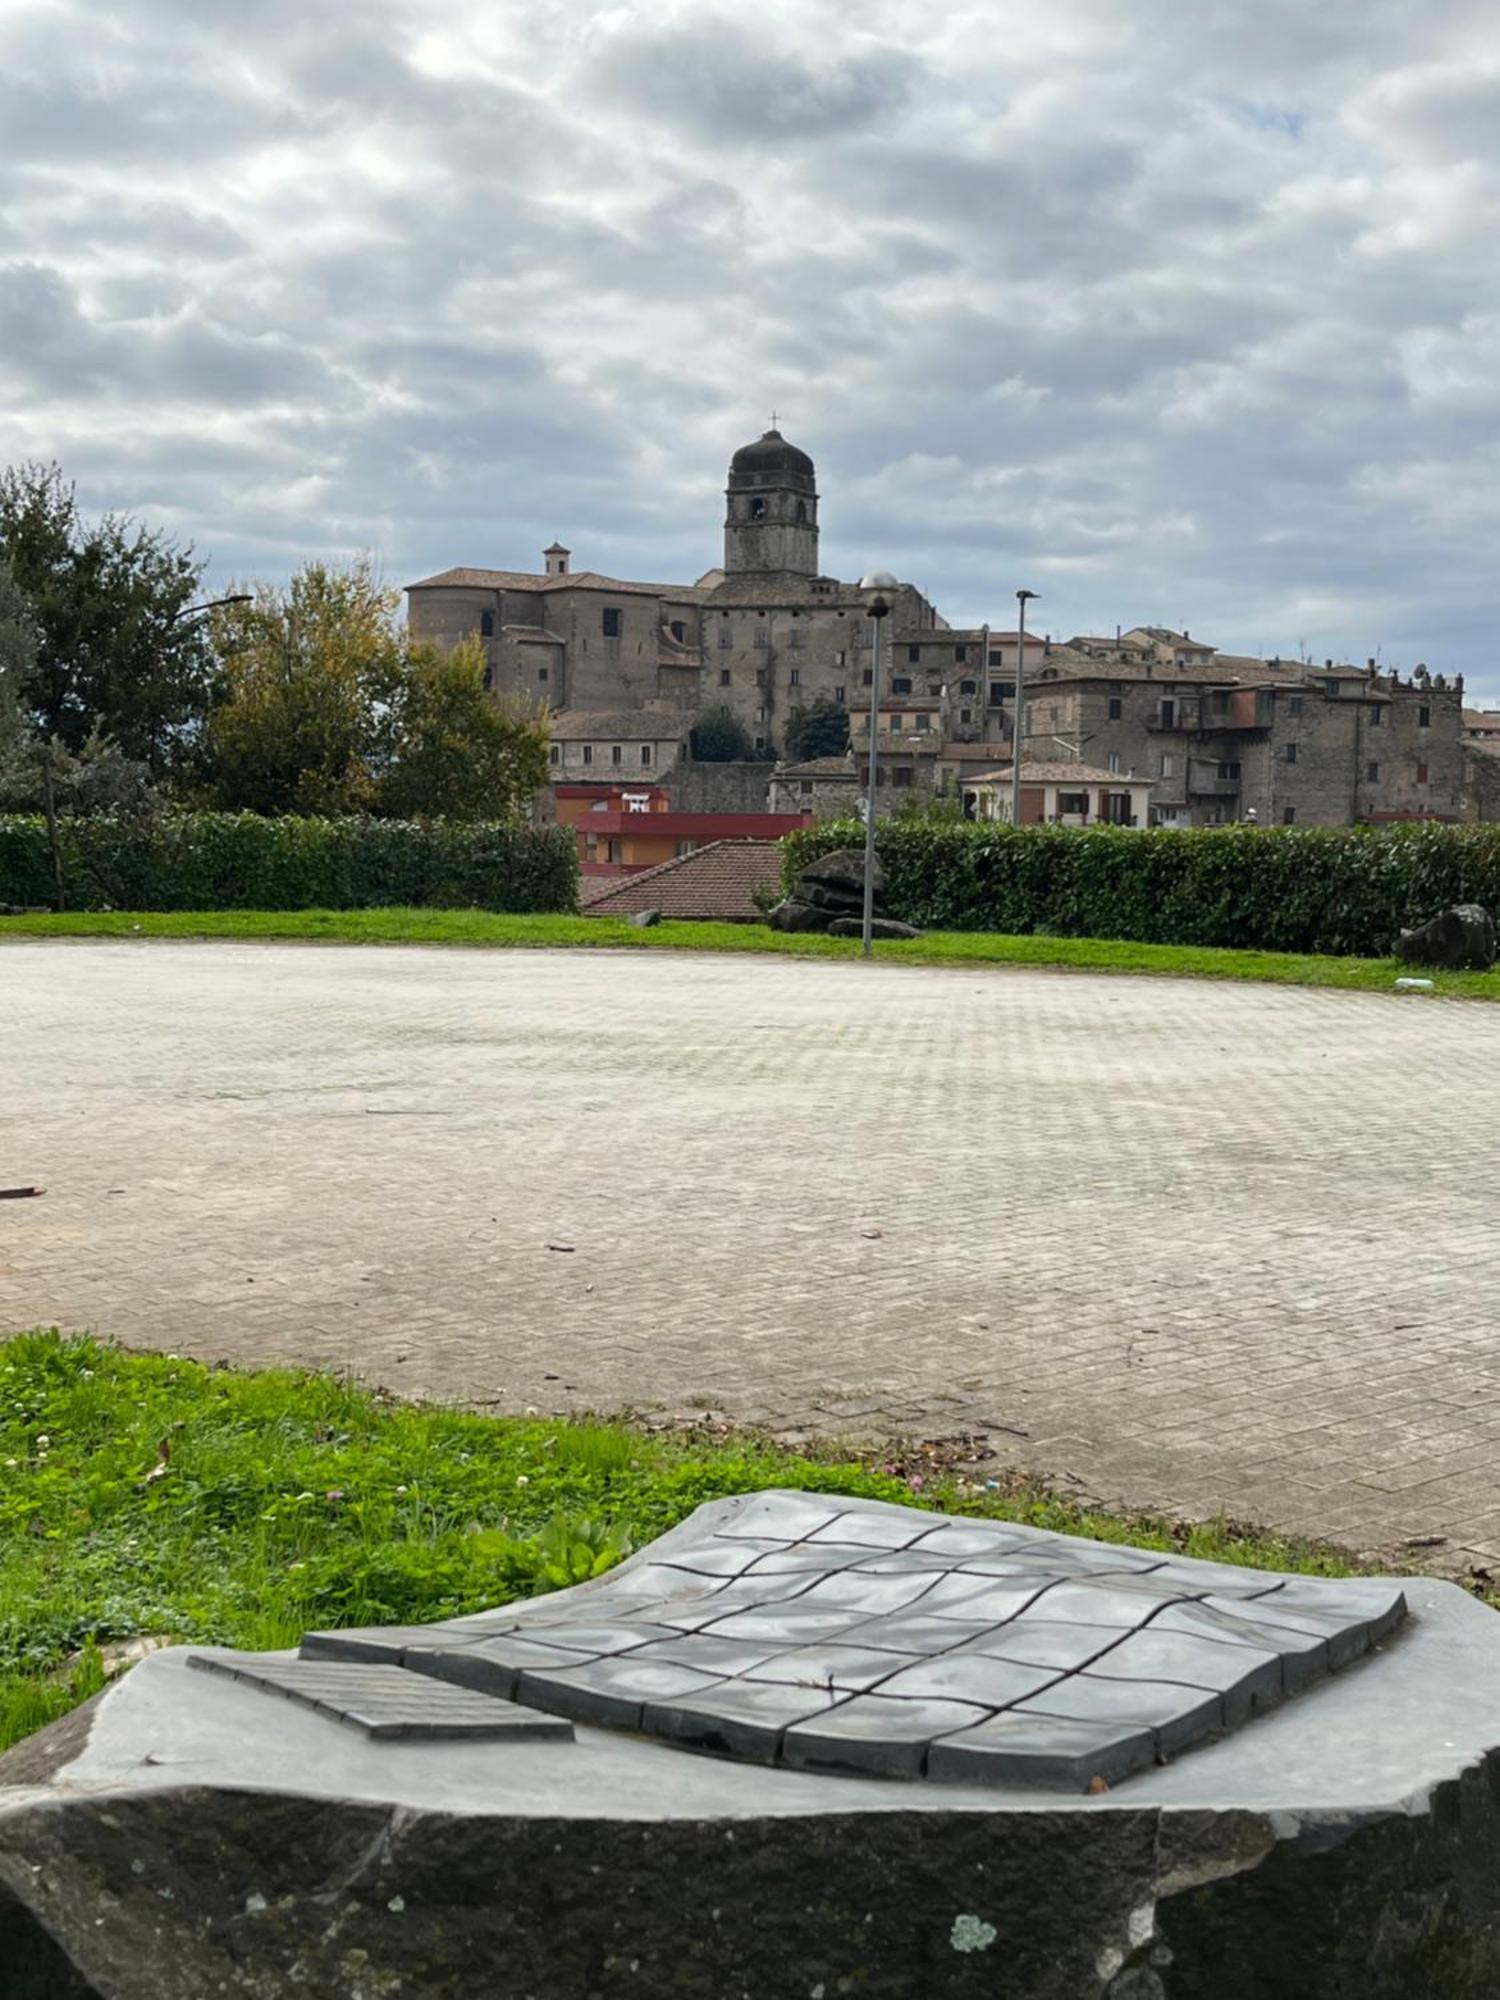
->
1464, 709, 1500, 731
581, 841, 783, 923
965, 761, 1152, 785
407, 566, 707, 601
549, 710, 689, 742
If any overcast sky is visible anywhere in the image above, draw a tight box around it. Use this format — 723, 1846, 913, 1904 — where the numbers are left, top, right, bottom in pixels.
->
4, 1, 1500, 693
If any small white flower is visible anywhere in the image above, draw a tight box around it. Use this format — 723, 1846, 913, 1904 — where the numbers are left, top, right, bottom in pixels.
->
4, 1459, 17, 1470
515, 1475, 529, 1488
394, 1485, 408, 1496
35, 1435, 50, 1449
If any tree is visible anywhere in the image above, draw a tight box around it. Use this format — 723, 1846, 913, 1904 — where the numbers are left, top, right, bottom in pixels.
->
200, 561, 550, 821
378, 638, 549, 820
689, 704, 753, 762
785, 697, 850, 761
0, 463, 210, 776
201, 561, 403, 816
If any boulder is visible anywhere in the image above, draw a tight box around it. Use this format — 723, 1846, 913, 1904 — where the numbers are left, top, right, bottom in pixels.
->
799, 846, 884, 899
827, 916, 922, 941
628, 909, 662, 928
796, 877, 875, 917
1394, 904, 1497, 971
767, 897, 831, 933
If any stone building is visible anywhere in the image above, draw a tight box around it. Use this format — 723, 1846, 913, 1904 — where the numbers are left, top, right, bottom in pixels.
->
406, 428, 1465, 830
1020, 648, 1465, 827
405, 427, 998, 765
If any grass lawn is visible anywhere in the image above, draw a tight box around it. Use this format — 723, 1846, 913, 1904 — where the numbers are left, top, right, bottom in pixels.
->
3, 905, 1498, 1001
0, 1330, 1360, 1754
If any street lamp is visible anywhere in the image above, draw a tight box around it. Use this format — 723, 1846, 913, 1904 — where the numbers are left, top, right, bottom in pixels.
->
858, 570, 898, 958
171, 594, 251, 625
1011, 588, 1039, 829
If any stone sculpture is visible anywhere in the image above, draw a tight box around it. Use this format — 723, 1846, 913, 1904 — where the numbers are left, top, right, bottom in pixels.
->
1394, 903, 1497, 970
768, 848, 921, 940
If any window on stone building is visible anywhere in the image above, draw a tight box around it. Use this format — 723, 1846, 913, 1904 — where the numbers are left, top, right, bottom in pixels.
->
834, 650, 846, 667
754, 626, 770, 649
718, 625, 731, 648
549, 745, 559, 765
801, 780, 813, 795
754, 736, 766, 752
907, 644, 921, 663
480, 610, 495, 637
989, 682, 1012, 706
670, 620, 685, 642
1284, 742, 1298, 764
960, 679, 976, 695
755, 707, 766, 723
1417, 760, 1429, 783
988, 649, 1003, 667
787, 626, 803, 648
755, 667, 767, 686
750, 498, 766, 520
582, 745, 593, 765
537, 666, 548, 683
892, 767, 913, 788
642, 746, 652, 765
1325, 680, 1340, 696
1369, 704, 1383, 726
1289, 696, 1303, 716
916, 714, 930, 732
1217, 761, 1241, 780
1159, 699, 1177, 728
1108, 752, 1122, 774
955, 645, 967, 664
1159, 753, 1175, 778
1108, 697, 1123, 720
719, 668, 731, 686
1419, 705, 1431, 728
863, 668, 873, 685
960, 708, 972, 724
612, 745, 622, 765
1058, 792, 1089, 816
602, 608, 622, 638
892, 676, 912, 694
789, 668, 800, 686
834, 685, 845, 703
796, 500, 807, 522
1283, 806, 1297, 823
1367, 760, 1380, 782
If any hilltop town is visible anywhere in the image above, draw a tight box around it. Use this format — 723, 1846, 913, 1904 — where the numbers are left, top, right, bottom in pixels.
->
408, 426, 1497, 885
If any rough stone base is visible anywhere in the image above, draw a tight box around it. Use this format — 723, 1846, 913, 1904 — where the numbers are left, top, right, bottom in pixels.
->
5, 1576, 1500, 1998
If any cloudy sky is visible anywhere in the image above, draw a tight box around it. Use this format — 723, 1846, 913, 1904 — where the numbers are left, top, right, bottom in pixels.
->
4, 0, 1500, 691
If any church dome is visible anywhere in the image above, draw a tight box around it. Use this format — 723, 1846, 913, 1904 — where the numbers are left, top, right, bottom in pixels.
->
729, 428, 816, 490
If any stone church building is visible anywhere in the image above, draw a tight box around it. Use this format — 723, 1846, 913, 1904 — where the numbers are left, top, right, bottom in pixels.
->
405, 427, 986, 761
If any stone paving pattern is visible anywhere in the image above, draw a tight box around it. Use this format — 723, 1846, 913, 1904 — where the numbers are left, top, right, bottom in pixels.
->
187, 1652, 575, 1741
280, 1493, 1406, 1789
4, 940, 1500, 1562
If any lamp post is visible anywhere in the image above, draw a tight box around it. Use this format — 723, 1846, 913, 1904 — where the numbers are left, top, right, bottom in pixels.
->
857, 571, 898, 957
171, 594, 252, 625
1011, 588, 1039, 829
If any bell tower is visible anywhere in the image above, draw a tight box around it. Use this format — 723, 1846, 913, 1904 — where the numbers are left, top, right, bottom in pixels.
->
724, 427, 819, 577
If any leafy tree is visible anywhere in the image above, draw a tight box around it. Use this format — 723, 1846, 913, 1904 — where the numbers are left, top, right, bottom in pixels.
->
689, 704, 753, 762
378, 638, 549, 820
201, 562, 403, 816
785, 696, 850, 761
0, 463, 210, 776
201, 562, 550, 821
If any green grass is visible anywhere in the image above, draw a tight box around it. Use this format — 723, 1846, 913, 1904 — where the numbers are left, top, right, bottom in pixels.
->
3, 905, 1499, 1000
0, 1331, 1359, 1752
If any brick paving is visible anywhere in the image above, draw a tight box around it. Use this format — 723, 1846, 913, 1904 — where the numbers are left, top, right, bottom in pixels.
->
3, 940, 1499, 1567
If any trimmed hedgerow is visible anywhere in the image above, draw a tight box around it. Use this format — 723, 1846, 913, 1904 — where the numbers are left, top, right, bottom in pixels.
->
0, 813, 578, 915
782, 818, 1500, 958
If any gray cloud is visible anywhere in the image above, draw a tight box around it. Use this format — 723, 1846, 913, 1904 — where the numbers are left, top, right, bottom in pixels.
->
2, 0, 1500, 694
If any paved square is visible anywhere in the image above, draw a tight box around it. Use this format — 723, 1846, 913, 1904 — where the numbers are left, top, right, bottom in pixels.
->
3, 939, 1499, 1564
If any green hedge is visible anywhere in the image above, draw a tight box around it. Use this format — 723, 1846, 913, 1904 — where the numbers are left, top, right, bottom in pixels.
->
0, 813, 579, 915
782, 819, 1500, 957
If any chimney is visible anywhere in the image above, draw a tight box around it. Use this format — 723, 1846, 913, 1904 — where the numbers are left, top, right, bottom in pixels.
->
544, 542, 571, 577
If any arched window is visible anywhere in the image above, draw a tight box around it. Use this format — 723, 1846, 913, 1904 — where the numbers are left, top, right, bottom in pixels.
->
480, 610, 495, 637
795, 500, 807, 523
750, 497, 766, 520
